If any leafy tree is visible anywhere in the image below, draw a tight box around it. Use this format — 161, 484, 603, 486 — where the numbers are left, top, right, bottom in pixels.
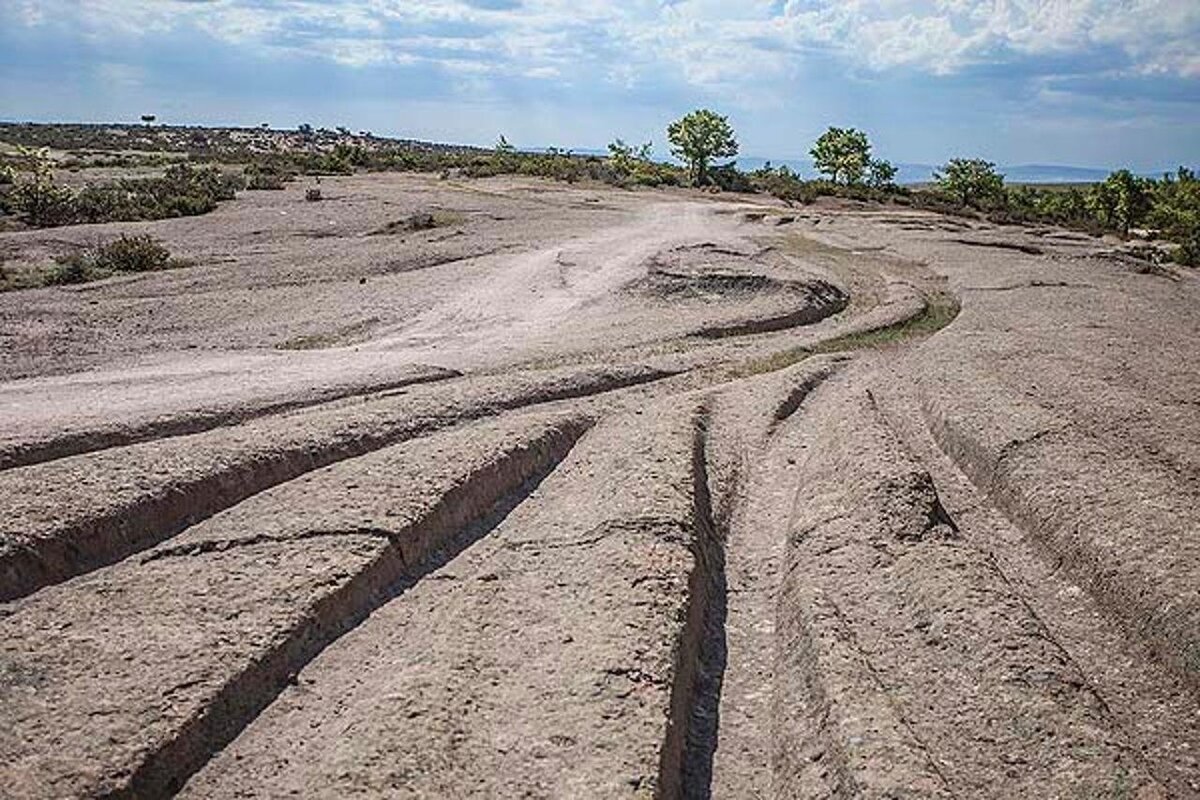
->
935, 158, 1005, 207
667, 109, 739, 186
867, 158, 898, 189
1087, 169, 1152, 235
1148, 167, 1200, 265
811, 127, 871, 185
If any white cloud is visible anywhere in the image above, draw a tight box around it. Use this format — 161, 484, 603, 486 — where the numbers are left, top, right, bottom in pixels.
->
9, 0, 1200, 92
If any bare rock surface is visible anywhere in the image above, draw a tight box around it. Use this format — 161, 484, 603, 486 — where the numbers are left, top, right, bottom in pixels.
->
182, 404, 709, 799
1, 176, 1198, 797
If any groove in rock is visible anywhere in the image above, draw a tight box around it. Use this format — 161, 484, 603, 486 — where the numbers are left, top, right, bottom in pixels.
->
951, 238, 1044, 255
771, 366, 838, 430
104, 420, 590, 800
0, 368, 461, 473
659, 408, 729, 800
1, 366, 676, 603
693, 284, 849, 339
919, 396, 1200, 696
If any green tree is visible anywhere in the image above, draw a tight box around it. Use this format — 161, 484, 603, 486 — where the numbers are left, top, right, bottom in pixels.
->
810, 127, 871, 185
667, 109, 739, 186
935, 158, 1005, 207
1148, 167, 1200, 265
867, 158, 898, 189
607, 139, 653, 170
1087, 169, 1152, 235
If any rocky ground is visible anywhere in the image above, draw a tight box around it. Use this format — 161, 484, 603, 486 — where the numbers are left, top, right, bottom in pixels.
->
0, 174, 1197, 798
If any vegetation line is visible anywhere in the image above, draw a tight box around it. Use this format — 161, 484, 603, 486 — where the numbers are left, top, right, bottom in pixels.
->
2, 120, 1195, 267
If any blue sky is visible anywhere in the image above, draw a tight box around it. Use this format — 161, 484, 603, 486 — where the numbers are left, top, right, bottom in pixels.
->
2, 0, 1198, 170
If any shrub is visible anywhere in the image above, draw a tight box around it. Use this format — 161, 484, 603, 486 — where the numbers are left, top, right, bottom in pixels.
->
1149, 167, 1200, 266
11, 179, 79, 226
93, 234, 173, 273
708, 164, 754, 193
867, 159, 898, 189
244, 164, 290, 190
43, 234, 185, 286
11, 162, 243, 227
44, 254, 92, 285
1087, 170, 1153, 235
305, 187, 323, 202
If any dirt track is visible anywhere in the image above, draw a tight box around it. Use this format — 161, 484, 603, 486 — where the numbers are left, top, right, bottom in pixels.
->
1, 175, 1198, 798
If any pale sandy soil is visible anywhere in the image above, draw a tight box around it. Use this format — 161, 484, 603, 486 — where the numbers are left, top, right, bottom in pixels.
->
0, 174, 1197, 799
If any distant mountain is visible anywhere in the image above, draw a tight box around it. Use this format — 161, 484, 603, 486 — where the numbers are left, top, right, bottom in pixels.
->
999, 164, 1112, 184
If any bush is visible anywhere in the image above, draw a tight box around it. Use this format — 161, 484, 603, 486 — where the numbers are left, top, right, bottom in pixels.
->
244, 164, 290, 190
1087, 169, 1153, 235
93, 234, 173, 272
11, 162, 243, 227
708, 164, 754, 193
44, 234, 185, 287
1149, 167, 1200, 266
305, 187, 323, 202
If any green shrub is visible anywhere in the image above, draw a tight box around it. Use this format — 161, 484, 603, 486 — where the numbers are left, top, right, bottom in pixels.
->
1149, 167, 1200, 266
93, 234, 173, 273
12, 163, 243, 227
44, 254, 92, 285
43, 234, 186, 287
11, 179, 79, 226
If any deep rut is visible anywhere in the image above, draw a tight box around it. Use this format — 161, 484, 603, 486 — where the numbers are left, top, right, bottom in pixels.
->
0, 365, 459, 472
0, 364, 673, 602
876, 371, 1200, 797
0, 415, 588, 799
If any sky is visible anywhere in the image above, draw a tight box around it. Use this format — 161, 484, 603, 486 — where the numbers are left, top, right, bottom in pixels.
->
1, 0, 1198, 171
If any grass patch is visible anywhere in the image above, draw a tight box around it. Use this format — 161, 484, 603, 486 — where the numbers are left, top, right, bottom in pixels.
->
811, 291, 960, 353
276, 317, 381, 350
370, 210, 465, 235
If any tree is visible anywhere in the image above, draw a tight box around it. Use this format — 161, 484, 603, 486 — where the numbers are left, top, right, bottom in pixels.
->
935, 158, 1005, 207
867, 158, 898, 189
811, 127, 871, 184
1148, 167, 1200, 265
1087, 169, 1152, 235
667, 109, 738, 186
607, 139, 652, 170
140, 114, 156, 126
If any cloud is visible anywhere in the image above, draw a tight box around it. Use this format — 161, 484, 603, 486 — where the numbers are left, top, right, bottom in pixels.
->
1, 0, 1196, 167
7, 0, 1199, 96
